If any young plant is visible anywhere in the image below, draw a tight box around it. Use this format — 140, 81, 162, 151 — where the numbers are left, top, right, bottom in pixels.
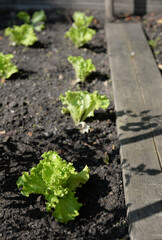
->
59, 90, 110, 127
65, 26, 96, 48
4, 24, 38, 46
17, 150, 90, 224
148, 37, 160, 48
68, 56, 96, 83
17, 10, 46, 32
72, 11, 94, 28
0, 53, 18, 81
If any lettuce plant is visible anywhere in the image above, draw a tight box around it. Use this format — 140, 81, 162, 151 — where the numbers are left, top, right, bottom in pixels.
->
59, 90, 110, 126
68, 56, 96, 83
17, 150, 90, 224
17, 10, 46, 32
148, 37, 160, 48
0, 53, 18, 80
65, 26, 96, 48
4, 24, 38, 46
72, 11, 94, 28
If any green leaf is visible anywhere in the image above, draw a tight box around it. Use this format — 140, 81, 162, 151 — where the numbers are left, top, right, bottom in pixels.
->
31, 10, 46, 24
148, 37, 160, 48
68, 56, 96, 83
17, 10, 46, 32
0, 53, 18, 80
17, 168, 47, 197
17, 11, 31, 24
59, 90, 110, 126
72, 11, 94, 28
4, 24, 38, 46
65, 26, 96, 48
17, 150, 90, 223
53, 191, 82, 223
34, 23, 45, 32
68, 165, 90, 190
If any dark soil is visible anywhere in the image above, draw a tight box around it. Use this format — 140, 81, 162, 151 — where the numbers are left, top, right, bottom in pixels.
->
0, 9, 128, 240
0, 8, 161, 240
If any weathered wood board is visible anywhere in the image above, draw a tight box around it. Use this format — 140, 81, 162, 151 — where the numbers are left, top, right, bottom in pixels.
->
106, 23, 162, 240
0, 0, 162, 14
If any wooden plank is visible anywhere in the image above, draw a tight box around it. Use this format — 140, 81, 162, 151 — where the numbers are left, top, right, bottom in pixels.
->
114, 0, 162, 14
0, 0, 105, 10
125, 24, 162, 166
105, 0, 114, 20
0, 0, 162, 13
106, 23, 162, 239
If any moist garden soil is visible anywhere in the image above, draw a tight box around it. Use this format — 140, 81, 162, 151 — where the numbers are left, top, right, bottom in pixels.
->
0, 8, 161, 240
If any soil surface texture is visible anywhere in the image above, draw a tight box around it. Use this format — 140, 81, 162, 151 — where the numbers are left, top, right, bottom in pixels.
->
0, 9, 128, 240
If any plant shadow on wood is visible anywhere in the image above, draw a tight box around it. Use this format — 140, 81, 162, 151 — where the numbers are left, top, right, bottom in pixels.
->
121, 159, 161, 187
127, 200, 162, 231
117, 110, 162, 145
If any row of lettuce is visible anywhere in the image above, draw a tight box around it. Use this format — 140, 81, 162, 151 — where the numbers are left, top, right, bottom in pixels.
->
1, 11, 110, 224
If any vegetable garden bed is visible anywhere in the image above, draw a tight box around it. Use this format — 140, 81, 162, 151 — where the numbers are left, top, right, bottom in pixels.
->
0, 9, 129, 240
0, 8, 161, 240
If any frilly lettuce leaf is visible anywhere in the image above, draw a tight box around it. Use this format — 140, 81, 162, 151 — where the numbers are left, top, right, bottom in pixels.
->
59, 90, 110, 126
17, 150, 90, 223
68, 56, 96, 83
65, 26, 96, 48
0, 53, 18, 80
17, 11, 30, 24
72, 11, 94, 28
53, 191, 82, 224
17, 10, 46, 32
4, 24, 38, 46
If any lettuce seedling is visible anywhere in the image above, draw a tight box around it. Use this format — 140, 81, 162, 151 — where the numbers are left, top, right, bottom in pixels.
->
59, 90, 110, 126
0, 53, 18, 81
17, 10, 46, 32
4, 24, 38, 46
17, 150, 90, 224
65, 26, 96, 48
68, 56, 96, 83
148, 37, 160, 49
72, 11, 94, 28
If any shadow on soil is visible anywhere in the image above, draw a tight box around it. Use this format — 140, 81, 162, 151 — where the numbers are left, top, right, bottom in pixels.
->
87, 71, 109, 83
83, 43, 107, 54
10, 69, 36, 81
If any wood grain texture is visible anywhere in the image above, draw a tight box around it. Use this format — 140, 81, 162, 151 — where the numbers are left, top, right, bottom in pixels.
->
0, 0, 162, 13
106, 23, 162, 240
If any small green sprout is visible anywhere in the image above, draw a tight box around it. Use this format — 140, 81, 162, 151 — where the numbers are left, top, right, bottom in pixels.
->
17, 10, 46, 31
65, 26, 96, 48
4, 24, 38, 46
0, 53, 18, 81
68, 56, 96, 83
72, 11, 94, 28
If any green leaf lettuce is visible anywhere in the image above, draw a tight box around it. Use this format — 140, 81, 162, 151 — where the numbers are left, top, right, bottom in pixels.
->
65, 26, 96, 48
0, 53, 18, 80
68, 56, 96, 83
17, 10, 46, 31
59, 90, 110, 126
4, 24, 38, 46
72, 11, 94, 28
17, 151, 90, 223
